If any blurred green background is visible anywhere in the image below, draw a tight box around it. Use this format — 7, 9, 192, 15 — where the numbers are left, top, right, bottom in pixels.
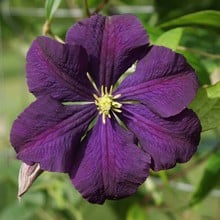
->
1, 0, 220, 219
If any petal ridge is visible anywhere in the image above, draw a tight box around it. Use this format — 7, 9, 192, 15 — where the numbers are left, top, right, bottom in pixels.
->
70, 117, 150, 204
66, 14, 149, 88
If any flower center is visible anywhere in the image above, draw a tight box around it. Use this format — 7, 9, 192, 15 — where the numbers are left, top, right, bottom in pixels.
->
93, 86, 122, 124
96, 94, 113, 115
86, 73, 122, 124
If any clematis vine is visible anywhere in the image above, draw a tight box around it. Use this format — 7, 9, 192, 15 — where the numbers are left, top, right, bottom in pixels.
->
10, 14, 201, 204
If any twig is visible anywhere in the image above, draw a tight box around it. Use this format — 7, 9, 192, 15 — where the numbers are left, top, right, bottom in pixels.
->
178, 46, 220, 59
83, 0, 91, 17
92, 0, 109, 14
142, 143, 220, 205
170, 143, 220, 181
65, 0, 77, 9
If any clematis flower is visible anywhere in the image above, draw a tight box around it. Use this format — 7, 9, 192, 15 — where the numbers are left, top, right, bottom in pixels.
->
10, 14, 201, 204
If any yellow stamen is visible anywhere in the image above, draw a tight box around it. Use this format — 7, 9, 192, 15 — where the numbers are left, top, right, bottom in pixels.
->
113, 94, 121, 99
101, 85, 104, 96
109, 85, 113, 95
112, 108, 122, 113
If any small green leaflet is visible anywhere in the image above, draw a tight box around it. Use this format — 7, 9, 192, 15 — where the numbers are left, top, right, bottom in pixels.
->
159, 10, 220, 30
45, 0, 62, 21
126, 204, 147, 220
190, 153, 220, 206
190, 82, 220, 131
155, 28, 183, 50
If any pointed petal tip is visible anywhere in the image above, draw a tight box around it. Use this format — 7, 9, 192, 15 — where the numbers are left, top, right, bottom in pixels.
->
17, 195, 22, 203
18, 162, 43, 199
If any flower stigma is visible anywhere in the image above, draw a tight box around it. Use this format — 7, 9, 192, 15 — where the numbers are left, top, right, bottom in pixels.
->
93, 86, 122, 124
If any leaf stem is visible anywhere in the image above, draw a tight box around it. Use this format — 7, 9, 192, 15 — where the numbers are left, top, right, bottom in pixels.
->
42, 20, 52, 35
178, 46, 220, 59
92, 0, 110, 15
83, 0, 91, 17
142, 143, 220, 205
42, 20, 64, 43
170, 143, 220, 181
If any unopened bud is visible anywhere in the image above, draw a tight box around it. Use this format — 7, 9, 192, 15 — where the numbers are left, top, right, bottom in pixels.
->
17, 162, 43, 201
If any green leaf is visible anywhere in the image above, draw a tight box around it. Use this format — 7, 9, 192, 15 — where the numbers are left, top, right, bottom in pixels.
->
159, 10, 220, 30
145, 25, 163, 43
87, 0, 103, 7
22, 192, 45, 206
190, 153, 220, 206
155, 28, 183, 50
0, 201, 36, 220
126, 204, 147, 220
190, 82, 220, 131
180, 50, 210, 85
45, 0, 61, 21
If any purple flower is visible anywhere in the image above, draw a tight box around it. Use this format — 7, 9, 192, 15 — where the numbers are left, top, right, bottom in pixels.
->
10, 14, 201, 204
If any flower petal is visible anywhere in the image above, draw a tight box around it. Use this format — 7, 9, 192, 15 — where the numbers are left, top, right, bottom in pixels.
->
116, 46, 198, 117
66, 14, 149, 88
10, 96, 96, 172
70, 117, 150, 204
120, 104, 201, 171
26, 36, 95, 101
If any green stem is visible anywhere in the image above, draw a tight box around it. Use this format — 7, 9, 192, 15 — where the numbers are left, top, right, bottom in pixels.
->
42, 20, 64, 43
42, 20, 51, 35
178, 46, 220, 59
92, 0, 110, 14
143, 144, 220, 204
83, 0, 91, 17
170, 143, 220, 181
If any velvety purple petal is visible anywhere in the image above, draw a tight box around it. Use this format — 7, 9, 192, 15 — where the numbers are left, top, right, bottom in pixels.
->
26, 36, 95, 101
120, 104, 201, 171
116, 46, 198, 117
117, 73, 198, 117
66, 14, 149, 88
70, 117, 151, 204
10, 96, 97, 172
